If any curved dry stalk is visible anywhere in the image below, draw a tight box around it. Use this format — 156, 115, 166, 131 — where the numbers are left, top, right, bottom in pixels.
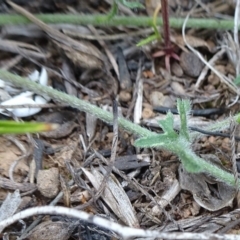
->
0, 205, 239, 239
182, 10, 239, 95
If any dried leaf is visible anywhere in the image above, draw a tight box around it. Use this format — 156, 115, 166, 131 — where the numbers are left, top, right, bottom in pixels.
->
54, 40, 104, 69
174, 35, 215, 53
0, 190, 21, 232
179, 154, 236, 211
7, 1, 105, 69
26, 221, 72, 240
82, 167, 139, 227
0, 39, 48, 59
60, 175, 71, 207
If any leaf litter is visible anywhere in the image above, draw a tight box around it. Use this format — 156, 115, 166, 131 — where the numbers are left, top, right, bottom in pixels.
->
0, 0, 240, 239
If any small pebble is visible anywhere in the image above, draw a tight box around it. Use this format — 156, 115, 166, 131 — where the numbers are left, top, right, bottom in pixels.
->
142, 107, 153, 119
208, 136, 216, 144
171, 62, 183, 77
190, 201, 200, 216
171, 82, 186, 95
150, 91, 173, 107
119, 90, 131, 102
37, 168, 59, 198
142, 70, 154, 78
150, 91, 164, 107
162, 96, 175, 108
180, 52, 204, 77
183, 208, 192, 218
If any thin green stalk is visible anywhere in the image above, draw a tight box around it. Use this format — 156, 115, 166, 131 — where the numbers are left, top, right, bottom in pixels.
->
135, 100, 240, 188
1, 69, 240, 187
190, 113, 240, 140
0, 70, 155, 138
175, 141, 238, 187
0, 14, 237, 30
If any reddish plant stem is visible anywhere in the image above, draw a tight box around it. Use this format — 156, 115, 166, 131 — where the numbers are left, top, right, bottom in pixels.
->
161, 0, 171, 51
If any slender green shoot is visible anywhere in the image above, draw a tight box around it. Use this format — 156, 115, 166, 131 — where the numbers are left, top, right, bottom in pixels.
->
0, 70, 239, 187
135, 99, 240, 187
137, 3, 161, 47
0, 120, 58, 134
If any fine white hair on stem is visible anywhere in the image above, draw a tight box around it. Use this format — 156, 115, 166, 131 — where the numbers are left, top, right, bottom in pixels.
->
182, 7, 239, 95
234, 0, 240, 76
0, 205, 238, 239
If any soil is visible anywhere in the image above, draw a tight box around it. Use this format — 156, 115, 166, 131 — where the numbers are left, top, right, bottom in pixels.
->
0, 0, 240, 239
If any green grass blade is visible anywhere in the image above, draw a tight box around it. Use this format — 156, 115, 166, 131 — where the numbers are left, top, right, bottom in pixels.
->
0, 121, 58, 134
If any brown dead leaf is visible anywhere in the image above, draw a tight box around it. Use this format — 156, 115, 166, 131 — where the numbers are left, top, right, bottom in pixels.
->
82, 167, 139, 227
0, 39, 48, 59
53, 40, 104, 69
179, 154, 236, 211
173, 34, 215, 53
60, 174, 71, 207
26, 221, 71, 240
7, 1, 105, 69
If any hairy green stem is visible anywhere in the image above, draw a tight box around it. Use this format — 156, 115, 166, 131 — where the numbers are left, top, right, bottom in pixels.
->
175, 141, 238, 187
190, 113, 240, 140
0, 14, 237, 30
136, 130, 240, 187
0, 70, 155, 138
0, 69, 239, 187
